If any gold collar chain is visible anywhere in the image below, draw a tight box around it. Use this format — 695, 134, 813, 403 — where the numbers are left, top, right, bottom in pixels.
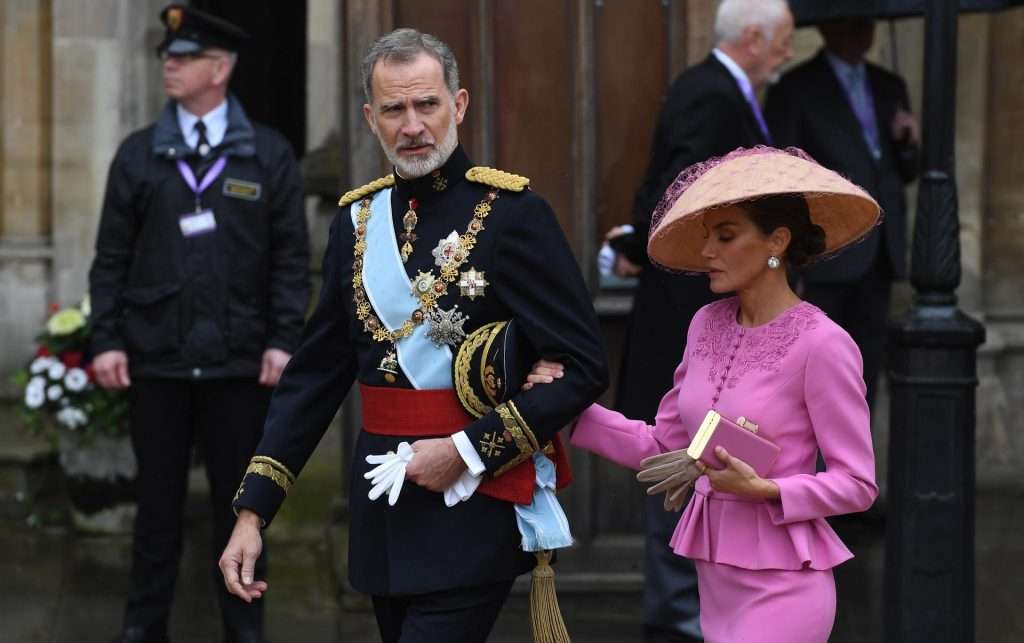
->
352, 189, 499, 344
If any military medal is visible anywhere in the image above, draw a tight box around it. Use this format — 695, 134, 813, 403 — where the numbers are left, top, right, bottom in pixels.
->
432, 231, 464, 267
378, 348, 399, 383
350, 190, 498, 348
458, 267, 489, 300
425, 305, 467, 347
399, 198, 419, 263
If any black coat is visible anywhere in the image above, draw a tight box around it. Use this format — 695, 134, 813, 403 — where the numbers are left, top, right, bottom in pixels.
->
616, 55, 768, 422
88, 96, 310, 379
233, 146, 609, 595
764, 51, 919, 284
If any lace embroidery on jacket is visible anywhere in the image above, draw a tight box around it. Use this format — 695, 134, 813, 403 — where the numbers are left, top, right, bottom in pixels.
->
692, 299, 820, 389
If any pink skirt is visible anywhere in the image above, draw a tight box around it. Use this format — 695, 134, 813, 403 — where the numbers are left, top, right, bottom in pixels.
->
695, 560, 836, 643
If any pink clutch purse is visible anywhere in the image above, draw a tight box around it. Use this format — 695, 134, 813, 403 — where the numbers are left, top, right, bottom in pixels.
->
686, 410, 780, 477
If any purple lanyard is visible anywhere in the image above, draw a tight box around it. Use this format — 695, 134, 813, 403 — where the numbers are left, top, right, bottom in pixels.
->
176, 156, 228, 211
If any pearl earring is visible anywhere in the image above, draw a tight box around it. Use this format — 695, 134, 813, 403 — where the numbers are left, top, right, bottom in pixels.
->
767, 256, 781, 270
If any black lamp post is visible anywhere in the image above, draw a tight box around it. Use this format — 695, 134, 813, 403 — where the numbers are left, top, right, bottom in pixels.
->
884, 0, 985, 640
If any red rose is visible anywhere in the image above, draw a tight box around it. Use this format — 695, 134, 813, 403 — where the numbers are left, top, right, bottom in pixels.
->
62, 352, 85, 368
35, 346, 51, 357
85, 364, 96, 381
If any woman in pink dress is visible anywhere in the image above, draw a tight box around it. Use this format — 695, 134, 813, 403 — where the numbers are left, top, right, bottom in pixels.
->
531, 147, 881, 642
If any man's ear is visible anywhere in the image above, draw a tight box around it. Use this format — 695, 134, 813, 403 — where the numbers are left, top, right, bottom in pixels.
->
363, 103, 378, 135
453, 88, 469, 126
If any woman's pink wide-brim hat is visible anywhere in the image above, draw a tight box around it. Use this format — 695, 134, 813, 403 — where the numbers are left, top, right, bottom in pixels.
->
647, 147, 881, 272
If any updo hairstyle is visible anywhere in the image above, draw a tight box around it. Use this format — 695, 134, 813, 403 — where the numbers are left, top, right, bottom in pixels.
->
741, 193, 826, 267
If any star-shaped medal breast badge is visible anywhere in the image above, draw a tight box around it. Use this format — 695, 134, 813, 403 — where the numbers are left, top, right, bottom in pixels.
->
432, 230, 462, 267
425, 305, 467, 347
458, 268, 489, 300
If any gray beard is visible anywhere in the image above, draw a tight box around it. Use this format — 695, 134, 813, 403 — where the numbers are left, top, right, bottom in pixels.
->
383, 117, 459, 179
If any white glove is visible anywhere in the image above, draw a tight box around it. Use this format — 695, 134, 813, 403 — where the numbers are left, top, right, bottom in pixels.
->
443, 469, 483, 507
364, 441, 414, 506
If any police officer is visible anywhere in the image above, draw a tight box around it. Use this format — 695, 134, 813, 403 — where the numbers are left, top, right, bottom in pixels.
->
218, 29, 608, 643
88, 5, 309, 643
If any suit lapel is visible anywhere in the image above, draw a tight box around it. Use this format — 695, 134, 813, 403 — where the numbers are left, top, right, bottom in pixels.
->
705, 55, 768, 145
810, 52, 878, 165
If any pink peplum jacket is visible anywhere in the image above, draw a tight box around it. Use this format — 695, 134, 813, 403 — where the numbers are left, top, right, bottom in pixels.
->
571, 297, 878, 571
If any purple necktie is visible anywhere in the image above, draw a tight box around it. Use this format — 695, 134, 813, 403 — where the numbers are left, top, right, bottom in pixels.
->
843, 66, 881, 159
743, 89, 773, 145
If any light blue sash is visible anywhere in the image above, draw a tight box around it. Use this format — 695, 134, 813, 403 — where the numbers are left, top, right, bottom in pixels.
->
354, 188, 453, 390
514, 453, 574, 551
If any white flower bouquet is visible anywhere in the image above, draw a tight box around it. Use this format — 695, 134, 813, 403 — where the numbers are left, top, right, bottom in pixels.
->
12, 298, 129, 446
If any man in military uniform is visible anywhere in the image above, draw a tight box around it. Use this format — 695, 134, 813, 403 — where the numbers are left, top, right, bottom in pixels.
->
88, 6, 309, 643
219, 28, 608, 642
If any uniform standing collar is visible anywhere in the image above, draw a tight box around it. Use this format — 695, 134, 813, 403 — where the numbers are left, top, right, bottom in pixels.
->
392, 144, 473, 202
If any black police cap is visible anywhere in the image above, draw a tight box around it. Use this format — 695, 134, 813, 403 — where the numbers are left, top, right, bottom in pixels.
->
157, 4, 248, 55
453, 320, 538, 419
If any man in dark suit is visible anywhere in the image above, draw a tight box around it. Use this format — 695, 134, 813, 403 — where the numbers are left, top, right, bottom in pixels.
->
607, 2, 794, 640
765, 17, 920, 411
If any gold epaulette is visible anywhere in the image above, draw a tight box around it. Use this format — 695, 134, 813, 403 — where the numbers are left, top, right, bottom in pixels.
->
465, 166, 530, 192
338, 174, 396, 207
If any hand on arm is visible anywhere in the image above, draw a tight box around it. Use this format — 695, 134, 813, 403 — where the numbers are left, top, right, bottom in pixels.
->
521, 359, 565, 391
219, 510, 268, 602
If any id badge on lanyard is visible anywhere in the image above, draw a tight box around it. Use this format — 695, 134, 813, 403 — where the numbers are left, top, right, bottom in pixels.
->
177, 156, 227, 238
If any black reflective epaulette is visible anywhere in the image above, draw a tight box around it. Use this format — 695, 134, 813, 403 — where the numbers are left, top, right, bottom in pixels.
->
465, 166, 530, 192
338, 174, 396, 207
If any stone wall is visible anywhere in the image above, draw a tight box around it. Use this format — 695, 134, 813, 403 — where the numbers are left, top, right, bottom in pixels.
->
0, 1, 1022, 487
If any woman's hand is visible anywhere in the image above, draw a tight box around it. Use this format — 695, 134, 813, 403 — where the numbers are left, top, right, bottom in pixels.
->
521, 359, 565, 391
696, 446, 780, 501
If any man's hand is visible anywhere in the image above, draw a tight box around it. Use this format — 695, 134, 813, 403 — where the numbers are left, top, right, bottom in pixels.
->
891, 109, 920, 146
604, 225, 643, 278
94, 350, 131, 389
406, 438, 466, 492
614, 254, 643, 278
695, 446, 779, 501
218, 510, 268, 603
259, 348, 291, 387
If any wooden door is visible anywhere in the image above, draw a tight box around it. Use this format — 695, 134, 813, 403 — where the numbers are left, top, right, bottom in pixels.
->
339, 0, 713, 587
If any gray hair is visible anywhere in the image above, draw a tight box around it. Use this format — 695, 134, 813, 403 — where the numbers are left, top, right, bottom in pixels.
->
361, 28, 460, 103
714, 0, 790, 45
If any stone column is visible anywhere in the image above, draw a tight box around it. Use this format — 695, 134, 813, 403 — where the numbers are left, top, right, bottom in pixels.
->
0, 0, 54, 386
979, 7, 1024, 487
50, 0, 165, 308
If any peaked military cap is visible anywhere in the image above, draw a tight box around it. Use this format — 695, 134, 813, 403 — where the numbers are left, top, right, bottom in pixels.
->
454, 320, 537, 419
157, 4, 249, 55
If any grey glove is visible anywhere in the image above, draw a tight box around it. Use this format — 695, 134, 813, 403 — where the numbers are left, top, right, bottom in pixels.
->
637, 449, 701, 512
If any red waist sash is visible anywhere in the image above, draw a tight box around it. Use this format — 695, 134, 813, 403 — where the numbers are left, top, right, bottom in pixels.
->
359, 384, 572, 505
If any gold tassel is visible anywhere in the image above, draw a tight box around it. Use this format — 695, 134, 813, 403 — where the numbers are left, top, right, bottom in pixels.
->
530, 550, 571, 643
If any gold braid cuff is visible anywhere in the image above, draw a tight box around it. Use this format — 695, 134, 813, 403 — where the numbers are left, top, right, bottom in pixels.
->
338, 174, 395, 207
506, 400, 540, 452
465, 166, 530, 192
245, 456, 296, 495
495, 402, 536, 462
